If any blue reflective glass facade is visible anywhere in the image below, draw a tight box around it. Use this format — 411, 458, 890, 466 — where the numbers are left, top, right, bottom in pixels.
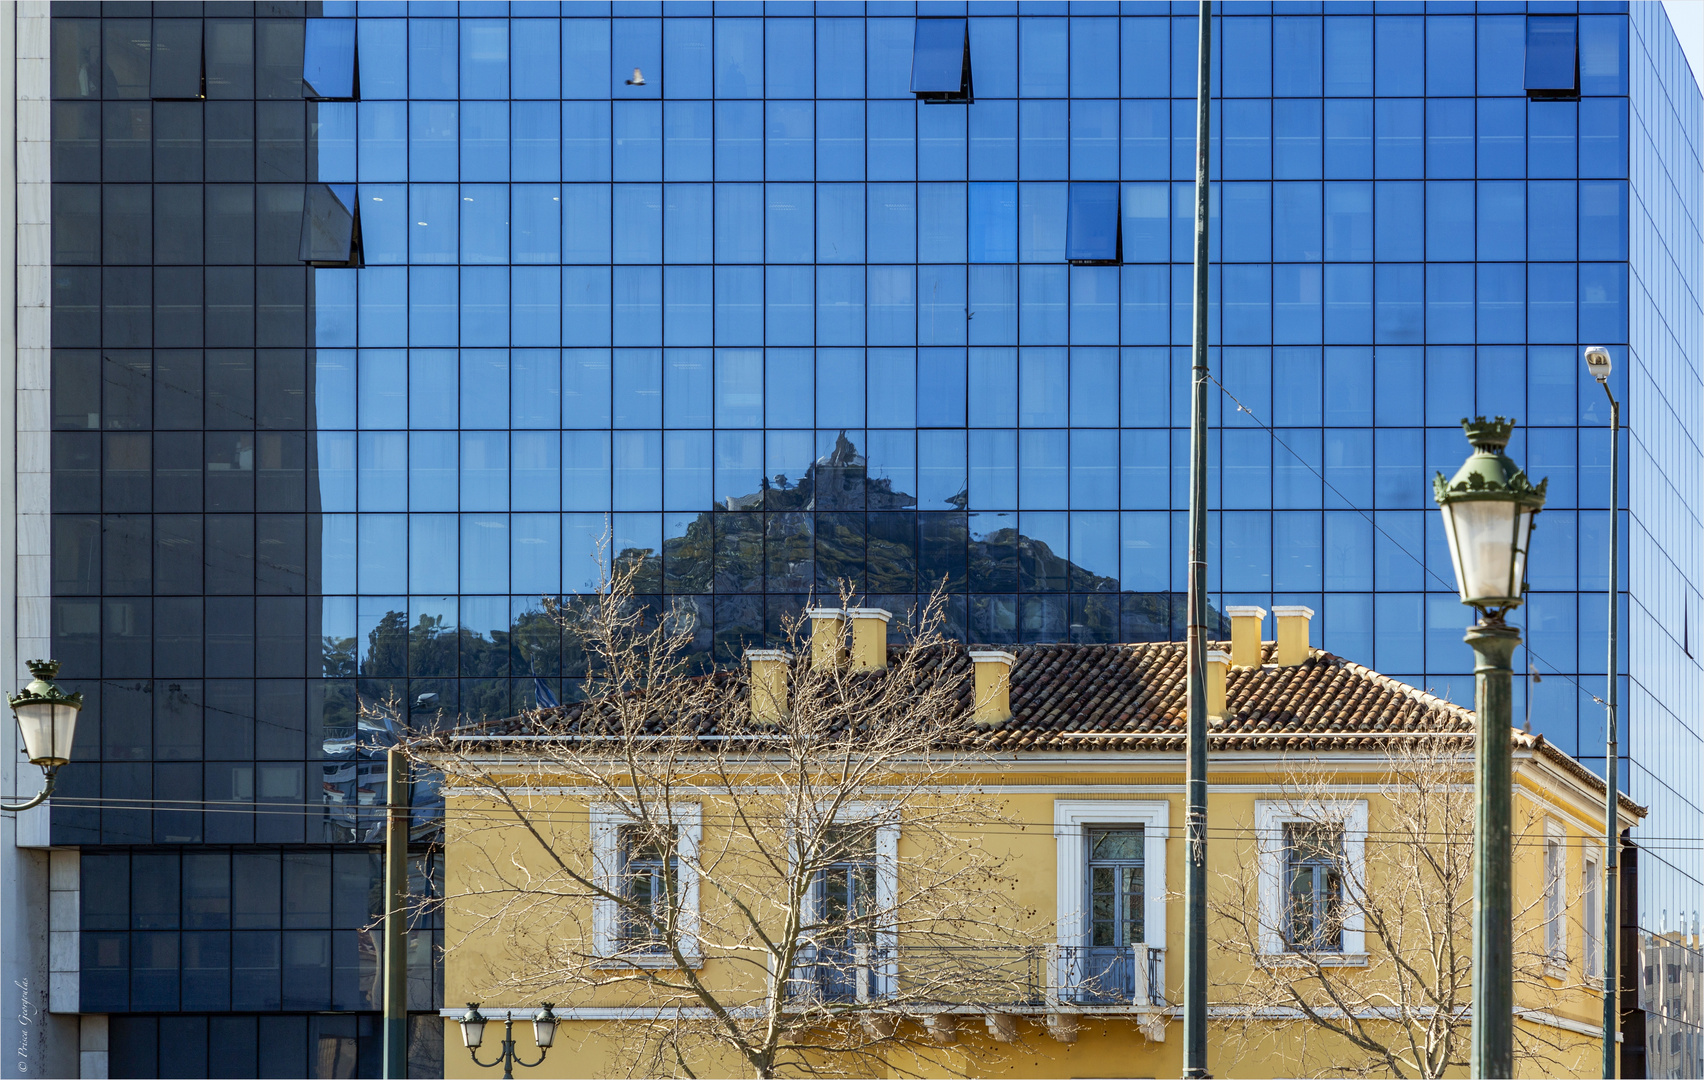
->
43, 2, 1703, 1074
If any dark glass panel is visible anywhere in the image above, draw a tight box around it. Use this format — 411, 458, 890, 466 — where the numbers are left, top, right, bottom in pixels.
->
155, 761, 204, 842
233, 849, 281, 928
102, 101, 150, 181
256, 184, 306, 262
207, 265, 256, 346
255, 18, 306, 100
52, 432, 100, 511
102, 19, 150, 99
257, 268, 307, 344
205, 100, 255, 181
102, 183, 150, 263
154, 677, 202, 760
254, 438, 303, 519
53, 515, 100, 595
154, 184, 204, 262
206, 19, 256, 98
52, 18, 102, 99
52, 100, 102, 180
257, 349, 306, 427
154, 266, 205, 347
205, 600, 255, 683
299, 182, 359, 265
257, 100, 306, 181
101, 267, 151, 347
153, 101, 203, 181
53, 349, 100, 429
155, 597, 204, 678
151, 19, 203, 100
255, 677, 305, 757
53, 184, 100, 263
232, 930, 283, 1010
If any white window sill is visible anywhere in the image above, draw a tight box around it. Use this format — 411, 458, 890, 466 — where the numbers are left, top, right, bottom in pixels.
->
594, 949, 704, 971
1257, 952, 1371, 968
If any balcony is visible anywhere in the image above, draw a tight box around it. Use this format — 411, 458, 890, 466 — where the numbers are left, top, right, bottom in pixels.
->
787, 944, 1168, 1043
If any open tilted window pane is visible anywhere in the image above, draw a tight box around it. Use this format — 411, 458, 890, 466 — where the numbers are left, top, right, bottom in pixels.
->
911, 18, 971, 103
303, 19, 357, 100
150, 20, 203, 100
299, 183, 361, 267
1524, 16, 1577, 96
1066, 183, 1121, 265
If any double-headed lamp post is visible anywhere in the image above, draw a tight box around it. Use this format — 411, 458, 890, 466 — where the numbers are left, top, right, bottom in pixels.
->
3, 660, 84, 812
459, 1003, 557, 1079
1434, 417, 1547, 1079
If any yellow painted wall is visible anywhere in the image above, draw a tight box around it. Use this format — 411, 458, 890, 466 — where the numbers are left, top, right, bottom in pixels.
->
439, 754, 1629, 1079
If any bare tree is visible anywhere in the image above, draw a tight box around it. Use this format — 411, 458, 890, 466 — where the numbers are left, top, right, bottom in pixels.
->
406, 566, 1033, 1079
1208, 738, 1599, 1079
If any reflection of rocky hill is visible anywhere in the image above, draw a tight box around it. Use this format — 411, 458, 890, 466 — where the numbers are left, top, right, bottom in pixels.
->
616, 431, 1225, 658
330, 432, 1226, 712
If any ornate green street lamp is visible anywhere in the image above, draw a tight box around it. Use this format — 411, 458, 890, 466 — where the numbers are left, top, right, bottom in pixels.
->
1434, 417, 1547, 1078
3, 660, 84, 812
459, 1003, 557, 1078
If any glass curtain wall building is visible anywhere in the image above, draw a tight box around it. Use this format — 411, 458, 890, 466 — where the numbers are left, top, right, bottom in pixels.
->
22, 1, 1701, 1076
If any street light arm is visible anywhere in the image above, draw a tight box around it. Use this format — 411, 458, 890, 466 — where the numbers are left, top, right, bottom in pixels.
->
0, 765, 56, 813
468, 1046, 506, 1071
511, 1048, 548, 1070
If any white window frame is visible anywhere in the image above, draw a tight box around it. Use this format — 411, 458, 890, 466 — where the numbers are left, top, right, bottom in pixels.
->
1255, 799, 1367, 960
591, 802, 702, 966
1054, 800, 1169, 991
789, 802, 900, 1001
1583, 848, 1603, 982
1544, 817, 1568, 972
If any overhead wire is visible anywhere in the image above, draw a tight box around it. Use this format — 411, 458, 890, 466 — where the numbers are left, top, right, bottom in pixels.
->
1208, 373, 1618, 717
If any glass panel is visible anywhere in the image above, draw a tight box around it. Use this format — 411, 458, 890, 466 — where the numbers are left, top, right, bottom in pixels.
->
1524, 17, 1577, 93
151, 20, 202, 100
299, 184, 357, 266
910, 18, 968, 97
1065, 183, 1119, 265
303, 19, 357, 100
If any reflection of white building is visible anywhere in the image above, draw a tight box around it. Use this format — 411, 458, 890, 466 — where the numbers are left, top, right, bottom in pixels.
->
319, 707, 444, 845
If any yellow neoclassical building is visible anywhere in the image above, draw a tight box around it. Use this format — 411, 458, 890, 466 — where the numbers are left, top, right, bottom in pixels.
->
432, 604, 1637, 1079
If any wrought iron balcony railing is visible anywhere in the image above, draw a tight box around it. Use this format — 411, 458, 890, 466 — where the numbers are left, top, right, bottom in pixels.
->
787, 943, 1165, 1011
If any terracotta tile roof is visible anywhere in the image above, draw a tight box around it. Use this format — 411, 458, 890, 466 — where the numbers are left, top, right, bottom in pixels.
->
956, 641, 1475, 752
468, 640, 1634, 811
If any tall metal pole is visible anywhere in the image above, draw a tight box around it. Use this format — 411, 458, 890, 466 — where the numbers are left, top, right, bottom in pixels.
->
1468, 621, 1518, 1078
383, 744, 410, 1078
1602, 387, 1621, 1079
1183, 3, 1213, 1077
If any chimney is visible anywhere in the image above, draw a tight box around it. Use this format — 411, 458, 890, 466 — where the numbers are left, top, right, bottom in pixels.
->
1272, 605, 1315, 666
968, 649, 1016, 724
1205, 649, 1231, 725
846, 608, 893, 671
1224, 605, 1267, 668
745, 649, 790, 724
805, 607, 845, 668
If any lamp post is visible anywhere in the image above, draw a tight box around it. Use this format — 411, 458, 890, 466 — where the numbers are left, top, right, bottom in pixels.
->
1434, 417, 1547, 1079
459, 1003, 557, 1079
3, 660, 84, 812
1584, 344, 1620, 1080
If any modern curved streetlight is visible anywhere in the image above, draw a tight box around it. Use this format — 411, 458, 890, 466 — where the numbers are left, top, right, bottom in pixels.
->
1434, 417, 1547, 1079
459, 1002, 557, 1078
3, 660, 83, 812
